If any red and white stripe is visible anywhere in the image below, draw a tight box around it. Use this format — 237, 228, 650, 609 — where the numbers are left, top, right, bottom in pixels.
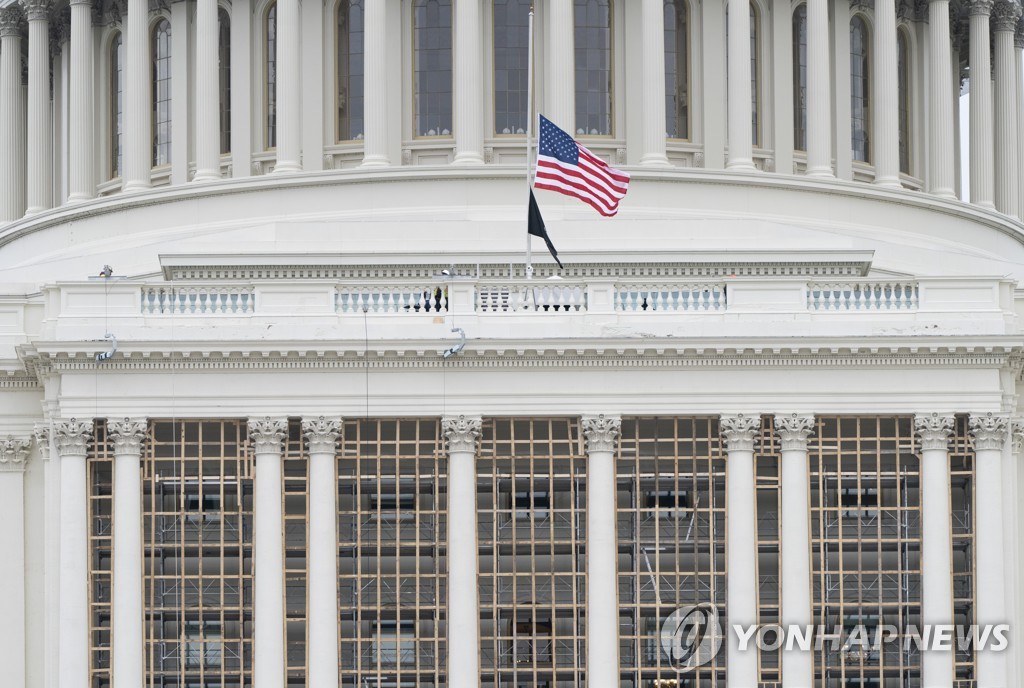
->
534, 144, 630, 217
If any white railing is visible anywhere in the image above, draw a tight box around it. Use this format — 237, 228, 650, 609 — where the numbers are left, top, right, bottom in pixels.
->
614, 284, 727, 312
335, 285, 448, 314
807, 282, 919, 311
477, 283, 587, 312
142, 286, 255, 314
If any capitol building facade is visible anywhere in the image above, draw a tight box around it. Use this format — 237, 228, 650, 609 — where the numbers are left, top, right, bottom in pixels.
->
1, 0, 1024, 687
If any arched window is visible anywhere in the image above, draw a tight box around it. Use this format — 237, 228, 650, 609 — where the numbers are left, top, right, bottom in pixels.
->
413, 0, 453, 137
793, 4, 807, 151
850, 15, 870, 163
749, 3, 760, 146
493, 0, 530, 135
110, 32, 124, 178
152, 19, 172, 167
897, 28, 911, 175
265, 4, 277, 149
664, 0, 689, 140
574, 0, 612, 136
337, 0, 365, 141
219, 8, 231, 154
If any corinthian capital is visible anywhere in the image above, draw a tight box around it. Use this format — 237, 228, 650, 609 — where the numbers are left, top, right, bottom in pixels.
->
1011, 418, 1024, 454
992, 0, 1022, 30
248, 417, 287, 454
969, 413, 1009, 451
0, 436, 31, 472
914, 413, 955, 452
20, 0, 50, 22
774, 414, 816, 451
106, 418, 148, 455
0, 7, 24, 36
582, 414, 621, 454
720, 414, 761, 452
302, 416, 342, 454
1016, 17, 1024, 48
442, 415, 482, 454
54, 418, 93, 456
969, 0, 995, 15
33, 423, 50, 461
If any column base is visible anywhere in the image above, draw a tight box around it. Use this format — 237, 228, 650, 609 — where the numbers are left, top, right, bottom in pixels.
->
806, 167, 835, 178
23, 206, 48, 217
639, 154, 673, 168
726, 159, 757, 171
122, 180, 152, 193
972, 199, 996, 210
67, 193, 93, 204
872, 176, 903, 189
271, 161, 302, 175
192, 170, 222, 183
360, 156, 391, 168
452, 152, 485, 166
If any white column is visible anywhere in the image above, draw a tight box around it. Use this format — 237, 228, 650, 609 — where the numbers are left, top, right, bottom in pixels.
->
583, 414, 621, 687
25, 1, 52, 214
361, 0, 389, 167
272, 0, 300, 173
123, 0, 151, 191
545, 0, 574, 132
1016, 27, 1024, 220
915, 413, 955, 688
56, 419, 93, 688
299, 0, 323, 172
971, 413, 1009, 688
68, 0, 94, 202
806, 0, 833, 177
452, 0, 483, 165
169, 0, 188, 184
873, 0, 901, 186
34, 423, 61, 688
58, 30, 70, 203
51, 29, 65, 208
193, 0, 220, 181
993, 1, 1021, 217
0, 436, 31, 688
0, 9, 25, 222
108, 419, 147, 688
230, 0, 252, 177
250, 417, 287, 688
928, 0, 956, 196
720, 414, 760, 688
302, 417, 341, 688
442, 415, 482, 688
726, 0, 754, 170
640, 0, 670, 166
775, 415, 814, 688
968, 0, 995, 208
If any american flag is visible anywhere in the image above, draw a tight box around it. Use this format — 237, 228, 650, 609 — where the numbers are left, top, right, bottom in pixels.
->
534, 115, 630, 217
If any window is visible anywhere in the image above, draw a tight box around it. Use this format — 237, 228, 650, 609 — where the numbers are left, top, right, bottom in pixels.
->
574, 0, 612, 136
265, 3, 277, 148
793, 4, 807, 150
840, 484, 878, 517
850, 15, 870, 163
493, 0, 530, 135
897, 28, 911, 175
749, 3, 760, 146
645, 488, 690, 518
218, 9, 231, 154
413, 0, 453, 137
373, 620, 416, 666
184, 620, 223, 668
337, 0, 364, 141
152, 19, 172, 166
110, 32, 124, 178
513, 488, 550, 518
664, 0, 689, 139
369, 488, 416, 520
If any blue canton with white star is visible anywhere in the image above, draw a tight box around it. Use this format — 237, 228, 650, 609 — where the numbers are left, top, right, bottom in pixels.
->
539, 116, 579, 165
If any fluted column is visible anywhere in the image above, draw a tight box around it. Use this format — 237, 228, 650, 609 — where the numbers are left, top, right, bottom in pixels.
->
928, 0, 956, 196
34, 423, 60, 688
583, 414, 621, 687
361, 0, 389, 167
272, 0, 300, 173
970, 413, 1009, 687
915, 413, 955, 688
720, 414, 760, 687
640, 0, 670, 166
969, 0, 995, 208
302, 417, 341, 688
442, 415, 482, 688
24, 0, 51, 214
68, 0, 94, 202
1016, 24, 1024, 220
726, 0, 754, 170
108, 419, 148, 688
0, 436, 31, 688
993, 1, 1021, 216
56, 419, 93, 688
873, 0, 901, 186
123, 0, 150, 190
545, 0, 574, 132
193, 0, 221, 181
0, 8, 24, 222
250, 417, 287, 688
806, 0, 832, 176
775, 415, 815, 688
452, 0, 483, 165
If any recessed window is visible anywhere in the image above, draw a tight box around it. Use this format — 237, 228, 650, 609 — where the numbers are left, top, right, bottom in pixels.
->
373, 620, 416, 666
514, 489, 550, 518
413, 0, 453, 137
664, 0, 689, 140
152, 19, 172, 166
574, 0, 613, 136
493, 0, 530, 135
265, 3, 277, 149
110, 32, 124, 179
897, 28, 911, 175
337, 0, 365, 141
793, 4, 807, 151
850, 15, 871, 163
218, 9, 231, 155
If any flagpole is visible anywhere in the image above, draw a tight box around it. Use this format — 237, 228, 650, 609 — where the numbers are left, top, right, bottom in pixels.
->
524, 5, 535, 279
